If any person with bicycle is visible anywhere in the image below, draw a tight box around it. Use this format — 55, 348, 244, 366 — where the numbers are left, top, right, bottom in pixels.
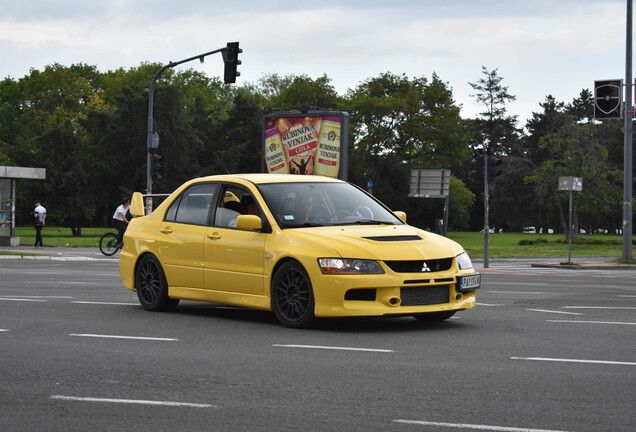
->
112, 199, 130, 244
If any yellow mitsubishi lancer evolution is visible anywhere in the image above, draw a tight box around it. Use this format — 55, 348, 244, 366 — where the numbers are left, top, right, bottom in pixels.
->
119, 174, 480, 328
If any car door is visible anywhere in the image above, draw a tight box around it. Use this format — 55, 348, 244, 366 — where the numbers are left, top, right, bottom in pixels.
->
203, 184, 267, 295
156, 183, 217, 290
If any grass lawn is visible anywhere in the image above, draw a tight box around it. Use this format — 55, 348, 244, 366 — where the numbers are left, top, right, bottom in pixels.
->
4, 226, 635, 261
12, 226, 113, 248
448, 232, 633, 259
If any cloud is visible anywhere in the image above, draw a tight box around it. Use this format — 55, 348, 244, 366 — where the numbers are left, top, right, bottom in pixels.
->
0, 0, 629, 123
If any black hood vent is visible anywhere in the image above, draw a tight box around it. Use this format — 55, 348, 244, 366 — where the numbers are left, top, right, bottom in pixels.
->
362, 235, 422, 242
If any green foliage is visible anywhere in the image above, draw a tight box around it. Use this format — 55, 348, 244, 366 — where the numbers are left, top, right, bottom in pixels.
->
0, 64, 632, 238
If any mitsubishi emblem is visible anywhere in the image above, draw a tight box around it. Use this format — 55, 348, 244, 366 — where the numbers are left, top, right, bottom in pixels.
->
421, 262, 431, 272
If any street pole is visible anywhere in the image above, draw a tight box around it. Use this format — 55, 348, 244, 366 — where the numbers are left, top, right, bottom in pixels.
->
623, 0, 634, 261
483, 149, 489, 268
568, 191, 573, 263
146, 46, 228, 214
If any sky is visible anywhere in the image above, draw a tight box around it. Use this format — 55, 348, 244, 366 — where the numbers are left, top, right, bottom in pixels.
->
0, 0, 632, 125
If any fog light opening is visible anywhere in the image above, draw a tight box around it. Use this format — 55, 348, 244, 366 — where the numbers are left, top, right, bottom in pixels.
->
455, 293, 463, 301
388, 297, 400, 306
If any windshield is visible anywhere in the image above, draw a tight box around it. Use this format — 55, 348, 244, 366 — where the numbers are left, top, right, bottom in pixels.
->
259, 182, 403, 228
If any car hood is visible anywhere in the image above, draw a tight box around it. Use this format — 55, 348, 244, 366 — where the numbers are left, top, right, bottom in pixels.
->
283, 224, 464, 260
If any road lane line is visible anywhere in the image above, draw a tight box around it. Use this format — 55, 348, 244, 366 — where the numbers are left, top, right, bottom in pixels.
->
393, 419, 572, 431
477, 303, 504, 306
69, 334, 178, 341
273, 344, 394, 353
526, 309, 583, 316
0, 295, 73, 299
561, 306, 636, 310
511, 357, 636, 366
0, 297, 47, 302
547, 320, 636, 326
71, 301, 139, 306
485, 291, 550, 295
50, 395, 214, 408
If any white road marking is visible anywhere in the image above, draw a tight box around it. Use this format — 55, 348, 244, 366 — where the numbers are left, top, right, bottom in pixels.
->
487, 282, 553, 286
485, 291, 549, 295
50, 395, 214, 408
393, 419, 572, 431
0, 297, 47, 302
69, 334, 178, 341
547, 320, 636, 326
71, 301, 139, 306
477, 303, 504, 306
0, 295, 73, 299
526, 309, 583, 316
511, 357, 636, 366
273, 344, 394, 353
0, 329, 8, 332
561, 306, 636, 310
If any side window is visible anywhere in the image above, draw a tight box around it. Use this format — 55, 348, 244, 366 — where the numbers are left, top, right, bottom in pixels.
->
172, 183, 217, 226
214, 185, 261, 228
164, 196, 181, 222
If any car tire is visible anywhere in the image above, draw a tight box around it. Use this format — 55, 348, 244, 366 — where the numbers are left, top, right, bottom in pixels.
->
271, 261, 316, 328
135, 254, 179, 312
412, 311, 456, 322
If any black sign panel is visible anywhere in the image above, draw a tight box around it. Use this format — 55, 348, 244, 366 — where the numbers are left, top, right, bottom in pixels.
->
594, 79, 623, 119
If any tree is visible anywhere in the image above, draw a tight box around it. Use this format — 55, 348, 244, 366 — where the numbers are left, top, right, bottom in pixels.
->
467, 67, 520, 231
345, 72, 473, 229
3, 64, 106, 234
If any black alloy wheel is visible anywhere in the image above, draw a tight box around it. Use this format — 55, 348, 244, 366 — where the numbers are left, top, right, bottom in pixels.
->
135, 254, 179, 312
271, 261, 316, 328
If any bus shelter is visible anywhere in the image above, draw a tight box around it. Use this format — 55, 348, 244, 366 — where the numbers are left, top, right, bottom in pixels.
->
0, 166, 46, 246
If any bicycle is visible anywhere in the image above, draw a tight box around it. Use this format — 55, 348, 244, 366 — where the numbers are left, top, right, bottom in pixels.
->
99, 232, 122, 256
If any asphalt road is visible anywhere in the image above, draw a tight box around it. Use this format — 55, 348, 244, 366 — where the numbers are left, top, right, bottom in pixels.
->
1, 250, 635, 431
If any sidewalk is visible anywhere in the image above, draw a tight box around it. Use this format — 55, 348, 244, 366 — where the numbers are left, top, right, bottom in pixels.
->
530, 261, 636, 270
0, 245, 114, 261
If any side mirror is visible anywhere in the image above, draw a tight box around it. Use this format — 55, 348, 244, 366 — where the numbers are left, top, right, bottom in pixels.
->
130, 192, 145, 218
236, 214, 262, 231
394, 211, 407, 223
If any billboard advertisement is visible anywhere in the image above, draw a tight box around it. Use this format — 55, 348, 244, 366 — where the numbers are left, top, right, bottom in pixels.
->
262, 110, 349, 180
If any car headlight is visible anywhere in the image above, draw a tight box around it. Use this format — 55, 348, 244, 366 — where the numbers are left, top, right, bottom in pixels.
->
456, 252, 473, 270
318, 258, 385, 275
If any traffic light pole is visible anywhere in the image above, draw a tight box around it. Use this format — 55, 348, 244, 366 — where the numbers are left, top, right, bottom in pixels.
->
146, 45, 234, 214
623, 0, 633, 261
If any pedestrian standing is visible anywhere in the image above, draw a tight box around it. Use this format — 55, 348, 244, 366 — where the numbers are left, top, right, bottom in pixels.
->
33, 200, 46, 248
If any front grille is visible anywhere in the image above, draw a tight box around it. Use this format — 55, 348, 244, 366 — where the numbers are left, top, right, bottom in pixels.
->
384, 258, 453, 273
400, 286, 450, 306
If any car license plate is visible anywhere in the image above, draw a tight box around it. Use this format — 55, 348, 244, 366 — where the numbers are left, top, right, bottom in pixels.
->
458, 273, 481, 291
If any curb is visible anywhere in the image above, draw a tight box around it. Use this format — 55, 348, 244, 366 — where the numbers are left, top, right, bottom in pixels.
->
531, 263, 636, 270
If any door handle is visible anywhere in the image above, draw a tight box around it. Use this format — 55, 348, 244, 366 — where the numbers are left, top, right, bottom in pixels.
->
207, 232, 221, 240
159, 227, 173, 234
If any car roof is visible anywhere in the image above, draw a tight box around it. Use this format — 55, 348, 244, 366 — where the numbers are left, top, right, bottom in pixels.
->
194, 174, 344, 185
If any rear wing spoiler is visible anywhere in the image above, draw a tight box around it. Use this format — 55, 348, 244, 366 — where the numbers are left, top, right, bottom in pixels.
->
130, 192, 171, 217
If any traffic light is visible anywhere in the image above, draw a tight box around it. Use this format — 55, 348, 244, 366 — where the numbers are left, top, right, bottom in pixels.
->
151, 153, 163, 182
470, 156, 484, 181
223, 42, 242, 84
487, 157, 502, 182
